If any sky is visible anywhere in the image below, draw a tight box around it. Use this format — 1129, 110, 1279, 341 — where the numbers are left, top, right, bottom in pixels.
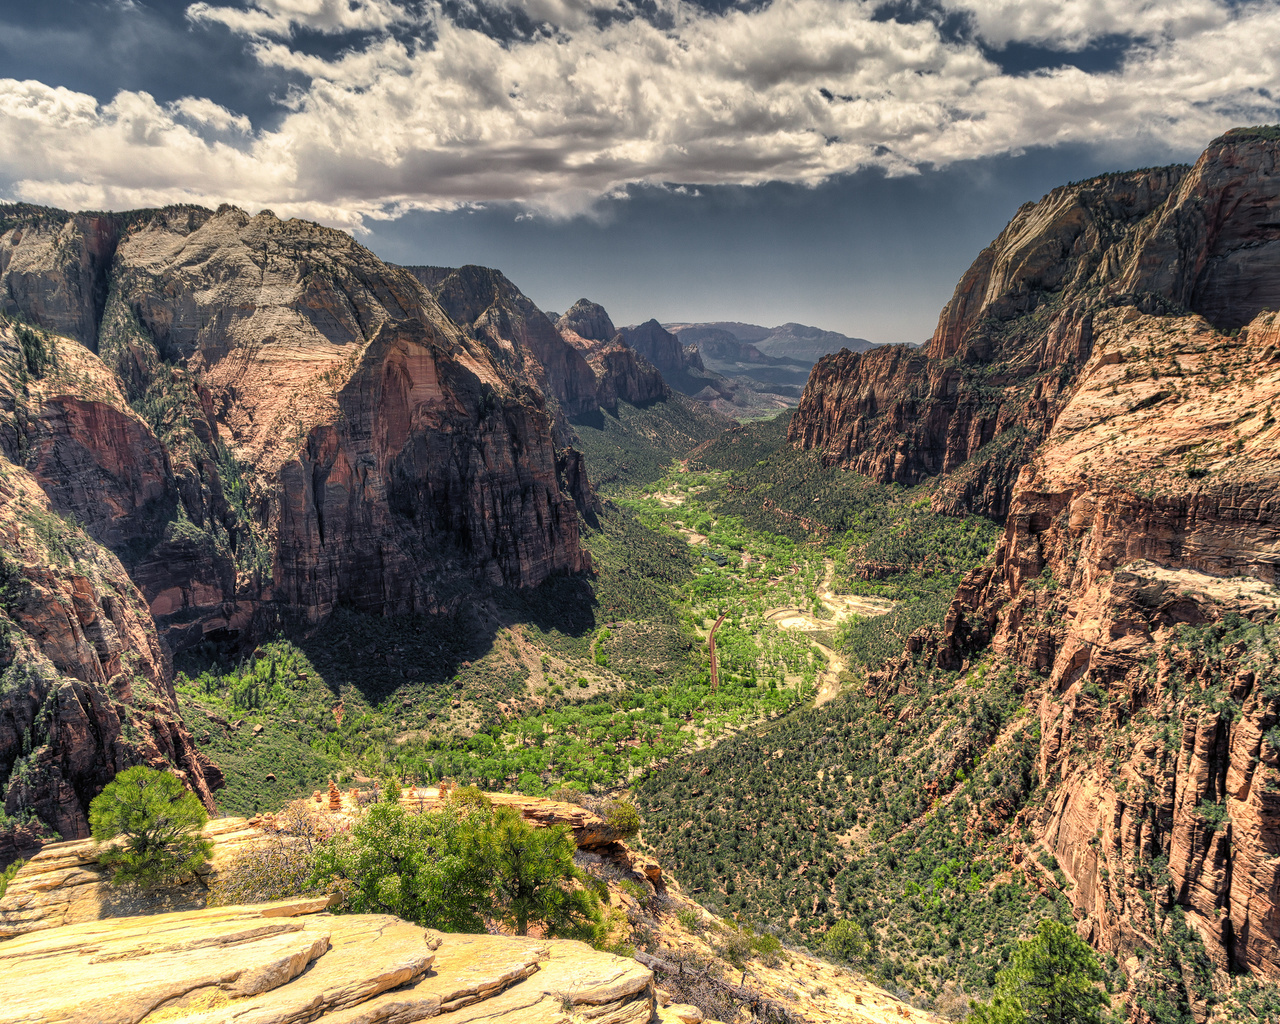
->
1, 1, 1278, 343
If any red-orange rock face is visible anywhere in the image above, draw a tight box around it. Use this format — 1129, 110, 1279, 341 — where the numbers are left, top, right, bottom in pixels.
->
815, 132, 1280, 1000
930, 302, 1280, 984
0, 206, 591, 637
0, 440, 218, 842
790, 131, 1280, 523
274, 319, 586, 620
0, 206, 597, 851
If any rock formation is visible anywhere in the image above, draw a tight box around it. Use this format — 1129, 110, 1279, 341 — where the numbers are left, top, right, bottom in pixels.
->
0, 355, 220, 843
925, 303, 1280, 987
406, 265, 600, 431
618, 320, 704, 377
0, 207, 603, 854
822, 129, 1280, 1004
556, 300, 669, 409
0, 206, 590, 639
790, 129, 1280, 522
0, 898, 657, 1024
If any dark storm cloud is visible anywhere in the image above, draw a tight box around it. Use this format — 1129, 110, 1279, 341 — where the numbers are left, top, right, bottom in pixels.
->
0, 0, 303, 128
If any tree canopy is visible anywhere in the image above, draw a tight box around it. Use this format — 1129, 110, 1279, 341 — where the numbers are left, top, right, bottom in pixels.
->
88, 766, 212, 886
311, 800, 602, 938
969, 919, 1108, 1024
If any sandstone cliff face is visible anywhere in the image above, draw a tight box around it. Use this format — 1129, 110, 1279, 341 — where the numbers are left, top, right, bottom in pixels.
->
790, 132, 1280, 522
407, 265, 600, 428
816, 132, 1280, 1009
0, 207, 595, 854
556, 300, 669, 410
0, 207, 118, 350
0, 206, 590, 639
0, 380, 218, 847
926, 303, 1280, 996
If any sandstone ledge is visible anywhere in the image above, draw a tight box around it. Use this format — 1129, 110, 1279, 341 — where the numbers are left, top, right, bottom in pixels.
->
0, 898, 654, 1024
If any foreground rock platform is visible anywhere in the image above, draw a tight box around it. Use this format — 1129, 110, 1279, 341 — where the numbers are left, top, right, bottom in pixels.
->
0, 898, 654, 1024
0, 817, 266, 939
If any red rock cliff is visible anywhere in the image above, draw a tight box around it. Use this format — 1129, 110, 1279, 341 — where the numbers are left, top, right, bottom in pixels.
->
790, 131, 1280, 522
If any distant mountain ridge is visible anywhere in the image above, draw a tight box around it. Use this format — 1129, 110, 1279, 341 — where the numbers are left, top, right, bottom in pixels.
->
665, 320, 877, 364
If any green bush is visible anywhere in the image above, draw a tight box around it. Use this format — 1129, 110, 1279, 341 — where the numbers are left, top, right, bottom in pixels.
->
0, 858, 25, 899
823, 919, 869, 964
88, 767, 213, 887
314, 801, 601, 939
601, 798, 642, 839
489, 806, 601, 938
313, 801, 493, 933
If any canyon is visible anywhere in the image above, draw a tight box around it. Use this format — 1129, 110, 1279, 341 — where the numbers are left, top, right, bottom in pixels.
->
1, 125, 1280, 1024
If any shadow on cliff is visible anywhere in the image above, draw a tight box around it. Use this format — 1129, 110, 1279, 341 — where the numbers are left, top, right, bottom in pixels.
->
183, 573, 600, 709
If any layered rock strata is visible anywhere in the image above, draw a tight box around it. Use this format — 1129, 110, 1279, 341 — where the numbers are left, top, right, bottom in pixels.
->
0, 206, 590, 640
0, 402, 219, 842
790, 129, 1280, 521
0, 207, 602, 853
0, 898, 655, 1024
928, 304, 1280, 984
556, 300, 669, 409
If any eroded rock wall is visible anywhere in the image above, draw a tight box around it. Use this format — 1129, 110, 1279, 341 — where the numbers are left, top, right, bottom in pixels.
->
790, 131, 1280, 522
934, 305, 1280, 984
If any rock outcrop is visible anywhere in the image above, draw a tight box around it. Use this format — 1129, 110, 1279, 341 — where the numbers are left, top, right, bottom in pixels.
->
835, 130, 1280, 1005
0, 206, 591, 641
556, 300, 669, 409
0, 898, 655, 1024
407, 265, 600, 429
0, 206, 603, 856
618, 320, 704, 376
0, 384, 220, 844
789, 129, 1280, 522
0, 816, 265, 938
928, 302, 1280, 986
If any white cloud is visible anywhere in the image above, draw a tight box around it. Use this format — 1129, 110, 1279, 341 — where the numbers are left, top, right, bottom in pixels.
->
186, 0, 408, 38
940, 0, 1231, 50
1, 0, 1278, 226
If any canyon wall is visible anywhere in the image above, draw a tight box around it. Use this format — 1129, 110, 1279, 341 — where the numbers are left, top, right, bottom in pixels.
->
0, 206, 606, 849
828, 130, 1280, 1004
791, 129, 1280, 522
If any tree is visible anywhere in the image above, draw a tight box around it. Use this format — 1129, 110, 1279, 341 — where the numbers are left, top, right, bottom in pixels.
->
822, 918, 869, 964
969, 920, 1108, 1024
88, 766, 212, 886
312, 801, 492, 933
488, 806, 601, 938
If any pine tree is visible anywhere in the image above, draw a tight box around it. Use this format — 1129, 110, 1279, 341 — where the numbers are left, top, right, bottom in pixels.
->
969, 919, 1108, 1024
89, 767, 213, 887
489, 806, 600, 937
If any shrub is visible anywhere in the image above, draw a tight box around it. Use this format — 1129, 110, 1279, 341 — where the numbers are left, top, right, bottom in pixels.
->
489, 806, 601, 938
314, 801, 493, 933
823, 919, 870, 964
207, 800, 342, 907
601, 798, 642, 838
88, 767, 213, 887
0, 858, 24, 899
676, 907, 702, 933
